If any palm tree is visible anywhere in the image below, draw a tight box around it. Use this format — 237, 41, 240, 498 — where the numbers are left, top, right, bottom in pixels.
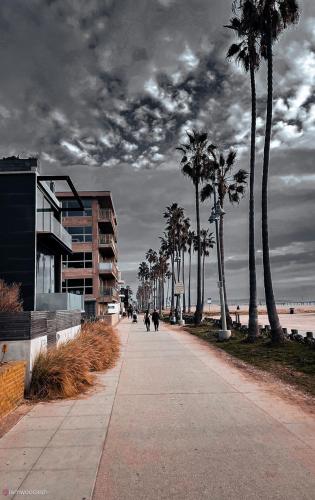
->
258, 0, 299, 344
146, 248, 158, 309
163, 203, 186, 319
194, 229, 215, 308
201, 147, 247, 328
180, 217, 190, 313
177, 130, 211, 324
138, 261, 150, 310
226, 0, 261, 341
186, 229, 195, 313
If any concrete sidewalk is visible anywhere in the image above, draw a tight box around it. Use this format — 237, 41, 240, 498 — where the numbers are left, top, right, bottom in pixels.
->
0, 324, 129, 500
93, 319, 315, 500
0, 319, 314, 499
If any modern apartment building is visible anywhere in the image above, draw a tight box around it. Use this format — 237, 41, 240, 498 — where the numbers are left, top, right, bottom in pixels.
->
56, 191, 119, 317
0, 156, 83, 313
0, 157, 84, 385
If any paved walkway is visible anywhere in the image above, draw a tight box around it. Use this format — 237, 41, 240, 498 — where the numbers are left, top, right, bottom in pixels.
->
1, 319, 315, 499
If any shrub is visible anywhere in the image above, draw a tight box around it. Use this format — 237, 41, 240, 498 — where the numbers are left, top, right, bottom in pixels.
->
79, 322, 120, 371
29, 321, 120, 400
0, 280, 23, 312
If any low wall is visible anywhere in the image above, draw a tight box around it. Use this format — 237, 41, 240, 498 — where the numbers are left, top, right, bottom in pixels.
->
100, 313, 120, 326
0, 310, 81, 388
0, 361, 26, 417
56, 325, 81, 346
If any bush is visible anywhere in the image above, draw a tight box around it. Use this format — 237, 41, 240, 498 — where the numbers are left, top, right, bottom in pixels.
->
29, 321, 120, 400
0, 280, 23, 312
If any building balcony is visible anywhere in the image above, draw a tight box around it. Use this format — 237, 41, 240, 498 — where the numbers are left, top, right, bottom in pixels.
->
99, 287, 119, 302
98, 208, 117, 238
36, 292, 84, 312
99, 262, 118, 278
98, 208, 116, 225
98, 234, 117, 256
37, 212, 72, 253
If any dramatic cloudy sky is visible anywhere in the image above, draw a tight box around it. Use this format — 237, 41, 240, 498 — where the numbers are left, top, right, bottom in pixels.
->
0, 0, 314, 302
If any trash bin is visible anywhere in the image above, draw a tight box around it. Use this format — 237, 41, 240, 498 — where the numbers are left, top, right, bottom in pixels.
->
289, 307, 295, 314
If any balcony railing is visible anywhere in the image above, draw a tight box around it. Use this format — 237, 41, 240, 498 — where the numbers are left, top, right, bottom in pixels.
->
98, 234, 117, 254
99, 287, 119, 299
98, 208, 115, 223
99, 262, 118, 276
37, 212, 72, 250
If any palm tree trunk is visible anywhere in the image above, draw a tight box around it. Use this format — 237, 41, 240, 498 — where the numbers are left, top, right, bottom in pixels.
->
182, 248, 186, 313
171, 251, 175, 316
219, 203, 232, 329
166, 276, 170, 310
247, 47, 259, 341
195, 181, 202, 324
262, 23, 284, 344
188, 247, 192, 313
202, 253, 205, 309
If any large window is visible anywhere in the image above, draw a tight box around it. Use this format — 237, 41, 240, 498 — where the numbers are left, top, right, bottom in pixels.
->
63, 252, 93, 269
36, 252, 55, 294
62, 278, 93, 295
67, 226, 92, 242
62, 199, 92, 217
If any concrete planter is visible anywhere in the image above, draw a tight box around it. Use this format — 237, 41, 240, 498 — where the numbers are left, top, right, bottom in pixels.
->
218, 329, 231, 341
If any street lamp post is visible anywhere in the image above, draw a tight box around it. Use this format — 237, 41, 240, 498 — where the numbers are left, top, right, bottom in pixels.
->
208, 194, 231, 341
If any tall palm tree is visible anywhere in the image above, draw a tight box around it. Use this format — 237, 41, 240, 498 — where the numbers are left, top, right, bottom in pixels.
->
138, 261, 150, 310
194, 229, 215, 308
163, 203, 186, 318
201, 147, 247, 328
258, 0, 299, 344
226, 0, 261, 341
180, 217, 190, 313
146, 248, 158, 309
177, 130, 210, 324
186, 229, 195, 313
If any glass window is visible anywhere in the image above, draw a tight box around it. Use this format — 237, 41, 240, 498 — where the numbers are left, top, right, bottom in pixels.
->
62, 277, 93, 295
36, 252, 55, 293
66, 226, 92, 242
62, 199, 92, 217
62, 252, 93, 269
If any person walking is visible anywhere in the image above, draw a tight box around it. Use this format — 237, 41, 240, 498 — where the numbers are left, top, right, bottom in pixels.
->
144, 310, 151, 332
127, 305, 133, 319
152, 309, 160, 332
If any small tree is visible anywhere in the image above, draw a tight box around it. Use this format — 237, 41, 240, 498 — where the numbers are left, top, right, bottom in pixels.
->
0, 280, 23, 312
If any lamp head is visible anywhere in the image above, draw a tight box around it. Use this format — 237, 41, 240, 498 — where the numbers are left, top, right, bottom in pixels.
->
215, 202, 225, 217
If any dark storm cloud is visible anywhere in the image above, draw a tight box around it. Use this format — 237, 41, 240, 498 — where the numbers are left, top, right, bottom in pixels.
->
0, 0, 314, 299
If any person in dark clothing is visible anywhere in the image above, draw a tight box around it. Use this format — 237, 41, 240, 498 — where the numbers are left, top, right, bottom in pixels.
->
127, 305, 133, 319
151, 309, 160, 331
144, 310, 151, 332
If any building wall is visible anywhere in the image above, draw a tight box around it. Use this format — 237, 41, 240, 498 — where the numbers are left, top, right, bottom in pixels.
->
0, 173, 36, 310
60, 194, 118, 316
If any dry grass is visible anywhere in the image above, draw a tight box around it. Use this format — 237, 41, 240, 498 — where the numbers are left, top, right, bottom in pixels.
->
29, 321, 120, 400
0, 280, 23, 312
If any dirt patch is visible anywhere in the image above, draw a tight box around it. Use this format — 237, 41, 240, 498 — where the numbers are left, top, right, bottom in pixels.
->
0, 401, 34, 438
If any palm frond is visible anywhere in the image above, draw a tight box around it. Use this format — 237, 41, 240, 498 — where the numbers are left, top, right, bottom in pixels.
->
234, 168, 248, 183
181, 163, 194, 179
227, 43, 242, 58
200, 183, 214, 202
226, 149, 237, 168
